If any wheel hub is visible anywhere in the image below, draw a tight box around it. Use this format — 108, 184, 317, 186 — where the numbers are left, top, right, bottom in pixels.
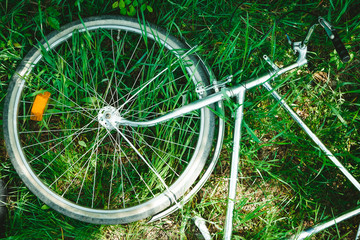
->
98, 106, 122, 130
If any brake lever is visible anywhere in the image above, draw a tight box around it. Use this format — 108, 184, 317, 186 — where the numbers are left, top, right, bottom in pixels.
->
318, 17, 350, 63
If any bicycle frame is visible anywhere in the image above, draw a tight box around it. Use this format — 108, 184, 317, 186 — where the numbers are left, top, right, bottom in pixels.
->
113, 50, 304, 128
104, 23, 360, 239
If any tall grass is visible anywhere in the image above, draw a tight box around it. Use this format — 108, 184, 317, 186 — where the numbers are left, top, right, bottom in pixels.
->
0, 0, 359, 239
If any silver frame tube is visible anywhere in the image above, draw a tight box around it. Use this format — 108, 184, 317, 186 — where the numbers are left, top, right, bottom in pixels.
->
223, 88, 246, 240
262, 82, 360, 192
291, 206, 360, 240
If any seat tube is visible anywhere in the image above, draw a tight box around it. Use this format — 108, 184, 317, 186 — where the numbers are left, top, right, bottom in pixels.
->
223, 88, 246, 240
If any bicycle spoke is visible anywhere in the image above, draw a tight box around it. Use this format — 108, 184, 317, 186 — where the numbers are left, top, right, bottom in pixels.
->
18, 108, 96, 118
29, 119, 97, 165
39, 44, 109, 107
22, 77, 96, 119
115, 46, 197, 113
50, 129, 108, 189
126, 128, 180, 176
120, 72, 189, 117
22, 127, 98, 149
20, 127, 98, 134
106, 130, 155, 202
122, 127, 195, 151
112, 125, 179, 206
108, 29, 120, 107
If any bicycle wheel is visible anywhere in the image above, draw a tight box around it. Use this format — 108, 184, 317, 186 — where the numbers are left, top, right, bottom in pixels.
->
3, 16, 217, 224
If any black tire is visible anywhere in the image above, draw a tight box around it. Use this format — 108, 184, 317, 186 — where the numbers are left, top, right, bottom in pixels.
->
3, 16, 218, 224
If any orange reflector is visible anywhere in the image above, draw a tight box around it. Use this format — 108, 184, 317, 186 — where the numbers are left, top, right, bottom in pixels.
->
30, 91, 51, 121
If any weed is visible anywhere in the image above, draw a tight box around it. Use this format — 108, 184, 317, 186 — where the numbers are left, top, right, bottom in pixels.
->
112, 0, 153, 16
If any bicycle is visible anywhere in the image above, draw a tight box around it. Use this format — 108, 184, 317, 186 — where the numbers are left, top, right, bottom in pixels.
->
2, 14, 357, 239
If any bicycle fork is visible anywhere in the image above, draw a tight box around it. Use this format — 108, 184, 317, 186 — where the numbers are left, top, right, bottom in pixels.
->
224, 88, 246, 240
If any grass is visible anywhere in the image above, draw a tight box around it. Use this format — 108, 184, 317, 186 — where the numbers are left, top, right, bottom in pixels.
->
1, 0, 360, 239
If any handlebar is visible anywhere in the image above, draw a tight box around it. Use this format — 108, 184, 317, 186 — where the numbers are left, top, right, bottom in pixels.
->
318, 17, 350, 63
319, 17, 350, 63
330, 30, 350, 63
287, 16, 350, 63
